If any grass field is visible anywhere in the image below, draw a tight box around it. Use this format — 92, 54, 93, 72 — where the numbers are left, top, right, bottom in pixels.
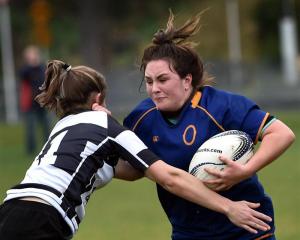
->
0, 111, 299, 240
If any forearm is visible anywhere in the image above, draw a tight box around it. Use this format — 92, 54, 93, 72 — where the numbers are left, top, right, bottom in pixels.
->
145, 160, 273, 233
165, 168, 232, 214
146, 161, 231, 214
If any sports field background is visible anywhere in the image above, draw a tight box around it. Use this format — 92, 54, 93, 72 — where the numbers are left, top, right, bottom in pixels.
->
0, 111, 299, 240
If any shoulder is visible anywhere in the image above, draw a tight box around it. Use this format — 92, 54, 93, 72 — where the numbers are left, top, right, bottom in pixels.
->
133, 98, 156, 112
65, 111, 109, 128
200, 86, 251, 104
80, 110, 108, 121
199, 86, 257, 112
199, 86, 268, 141
123, 98, 156, 129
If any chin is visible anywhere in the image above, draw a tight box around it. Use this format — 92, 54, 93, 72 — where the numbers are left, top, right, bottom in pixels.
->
156, 105, 166, 111
155, 101, 176, 112
156, 105, 173, 112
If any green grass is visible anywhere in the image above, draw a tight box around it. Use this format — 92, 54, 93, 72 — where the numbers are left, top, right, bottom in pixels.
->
0, 111, 299, 240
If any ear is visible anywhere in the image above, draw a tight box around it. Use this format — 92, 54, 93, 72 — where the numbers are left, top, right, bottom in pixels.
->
184, 74, 192, 88
95, 93, 102, 104
89, 92, 102, 108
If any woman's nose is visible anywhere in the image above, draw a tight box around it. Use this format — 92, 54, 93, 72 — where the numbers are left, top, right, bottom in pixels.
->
152, 81, 160, 93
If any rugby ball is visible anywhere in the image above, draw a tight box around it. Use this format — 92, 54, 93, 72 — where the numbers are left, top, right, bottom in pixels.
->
189, 130, 254, 182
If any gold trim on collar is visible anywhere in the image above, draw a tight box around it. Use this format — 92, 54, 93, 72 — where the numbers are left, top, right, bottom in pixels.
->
191, 91, 202, 108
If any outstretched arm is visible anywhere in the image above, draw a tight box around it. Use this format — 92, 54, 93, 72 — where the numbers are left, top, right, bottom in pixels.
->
145, 160, 272, 234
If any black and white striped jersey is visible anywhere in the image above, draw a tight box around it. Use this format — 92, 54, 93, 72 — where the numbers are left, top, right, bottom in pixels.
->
4, 111, 159, 236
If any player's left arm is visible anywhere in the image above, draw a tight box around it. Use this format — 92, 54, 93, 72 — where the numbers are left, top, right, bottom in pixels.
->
242, 119, 295, 175
204, 119, 295, 191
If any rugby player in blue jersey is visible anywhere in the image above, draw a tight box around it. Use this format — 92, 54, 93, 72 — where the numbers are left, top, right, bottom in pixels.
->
123, 10, 295, 240
0, 60, 273, 240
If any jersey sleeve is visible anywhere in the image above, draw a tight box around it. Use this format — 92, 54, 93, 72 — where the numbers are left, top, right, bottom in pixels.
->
202, 87, 269, 143
221, 92, 269, 143
107, 115, 160, 171
123, 111, 136, 129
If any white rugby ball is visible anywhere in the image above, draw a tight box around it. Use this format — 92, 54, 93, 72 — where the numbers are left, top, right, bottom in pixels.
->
189, 130, 254, 182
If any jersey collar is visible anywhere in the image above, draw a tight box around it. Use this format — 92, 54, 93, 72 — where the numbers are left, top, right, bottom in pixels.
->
191, 91, 202, 108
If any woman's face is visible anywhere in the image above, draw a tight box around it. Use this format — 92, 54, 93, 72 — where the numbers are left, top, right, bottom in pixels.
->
145, 59, 192, 112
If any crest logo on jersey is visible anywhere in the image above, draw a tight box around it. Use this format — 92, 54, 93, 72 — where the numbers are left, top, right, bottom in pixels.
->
153, 136, 159, 142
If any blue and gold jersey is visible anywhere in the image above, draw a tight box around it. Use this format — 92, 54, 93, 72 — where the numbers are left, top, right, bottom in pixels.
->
124, 86, 275, 240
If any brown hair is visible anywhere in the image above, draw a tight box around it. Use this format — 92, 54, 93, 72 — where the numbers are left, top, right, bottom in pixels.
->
141, 10, 211, 90
35, 60, 107, 117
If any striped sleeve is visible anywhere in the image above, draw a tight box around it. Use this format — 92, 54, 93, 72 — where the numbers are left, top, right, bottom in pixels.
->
107, 115, 159, 171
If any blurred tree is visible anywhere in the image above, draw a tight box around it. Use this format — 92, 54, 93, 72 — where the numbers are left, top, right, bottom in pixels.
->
253, 0, 300, 63
10, 0, 200, 70
74, 0, 196, 71
9, 0, 300, 69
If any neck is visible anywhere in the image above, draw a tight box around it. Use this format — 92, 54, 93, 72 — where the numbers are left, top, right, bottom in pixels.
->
161, 90, 195, 118
61, 107, 89, 119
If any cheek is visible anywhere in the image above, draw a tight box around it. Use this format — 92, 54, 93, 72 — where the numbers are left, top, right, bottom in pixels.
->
146, 85, 152, 95
171, 84, 185, 97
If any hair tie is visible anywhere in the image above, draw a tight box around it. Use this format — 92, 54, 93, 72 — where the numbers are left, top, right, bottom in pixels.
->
63, 63, 72, 72
153, 29, 173, 45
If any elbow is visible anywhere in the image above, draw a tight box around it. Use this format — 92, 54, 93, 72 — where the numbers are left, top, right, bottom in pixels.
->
115, 172, 144, 181
285, 128, 296, 147
119, 177, 137, 182
269, 120, 296, 148
127, 173, 144, 181
273, 121, 296, 148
